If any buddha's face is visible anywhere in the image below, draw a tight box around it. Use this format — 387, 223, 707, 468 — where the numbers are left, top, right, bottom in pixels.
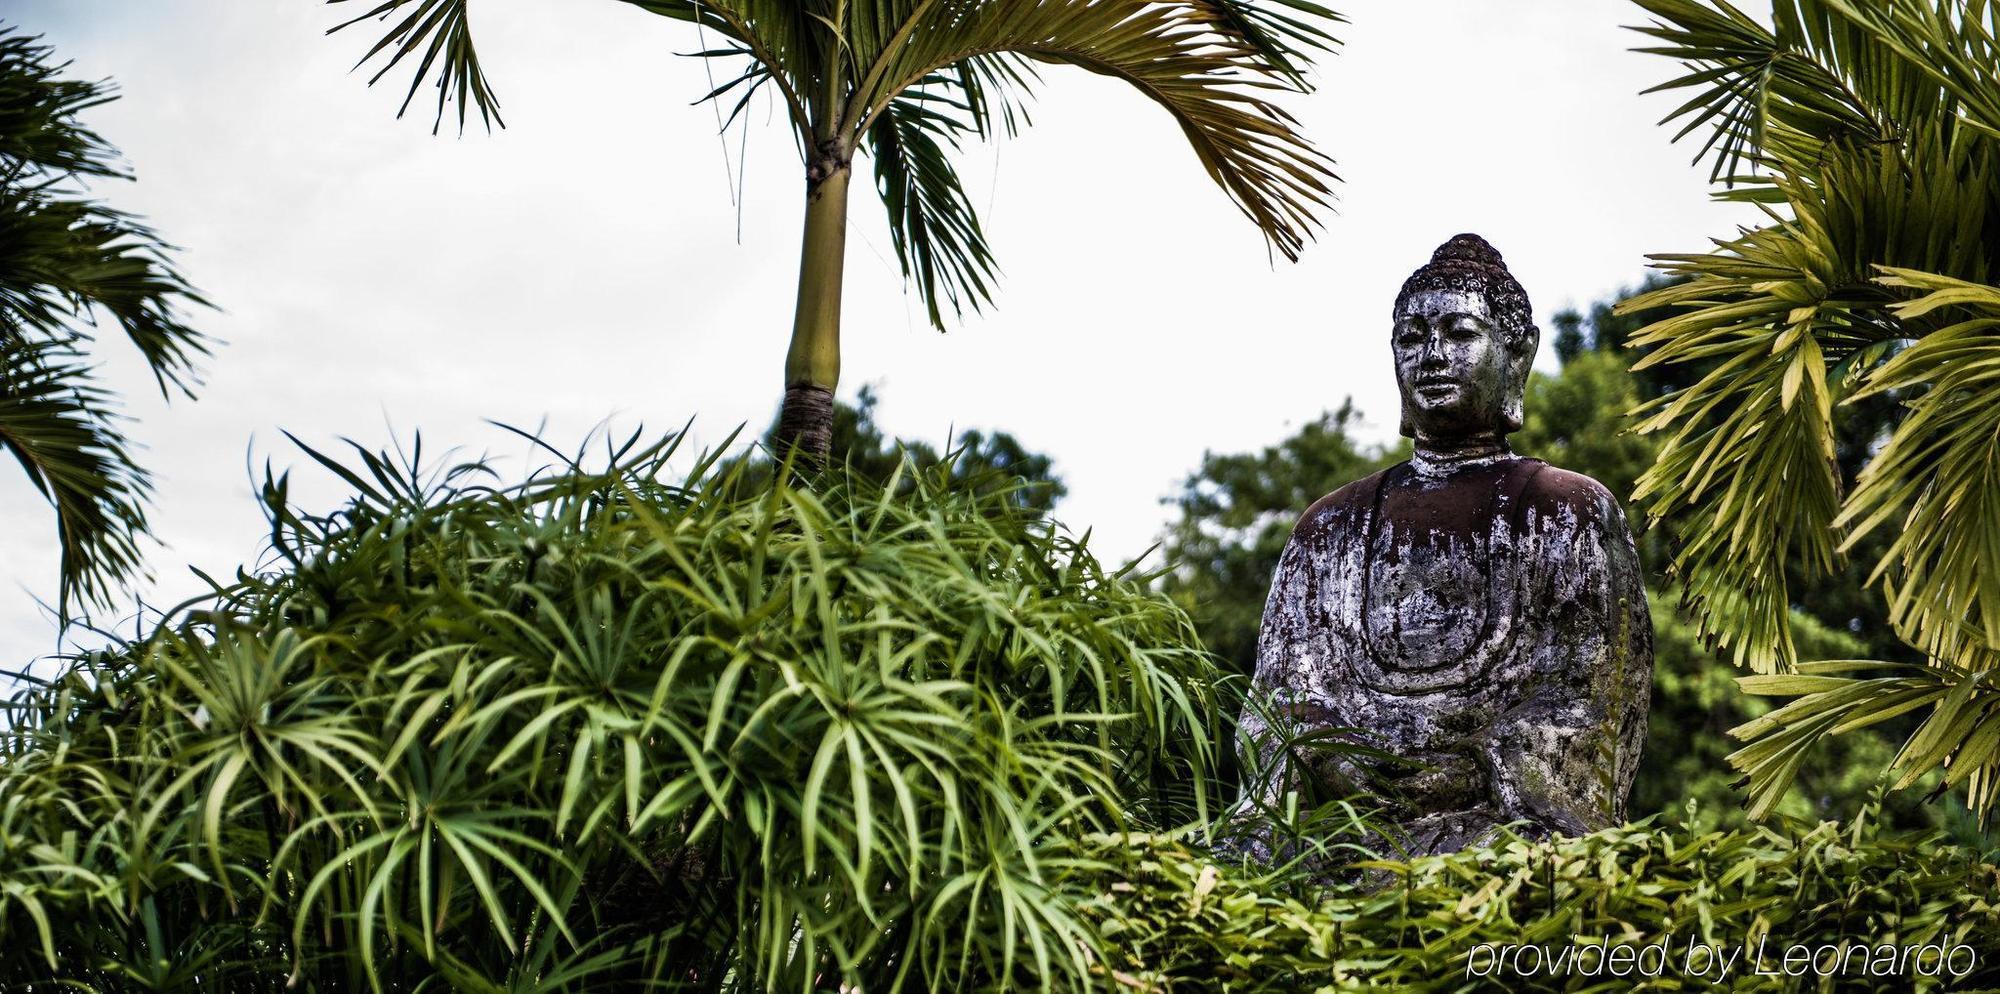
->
1392, 289, 1517, 440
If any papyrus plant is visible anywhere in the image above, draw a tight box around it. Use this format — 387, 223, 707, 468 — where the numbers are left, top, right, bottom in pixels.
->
0, 429, 1224, 990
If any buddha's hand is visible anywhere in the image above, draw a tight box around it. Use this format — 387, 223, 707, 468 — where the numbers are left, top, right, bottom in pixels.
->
1372, 749, 1488, 818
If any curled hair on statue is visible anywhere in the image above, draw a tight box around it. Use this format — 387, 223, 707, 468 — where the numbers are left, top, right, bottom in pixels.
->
1393, 233, 1539, 435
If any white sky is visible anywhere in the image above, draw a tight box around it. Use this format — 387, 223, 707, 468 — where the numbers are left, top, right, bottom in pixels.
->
1, 0, 1758, 667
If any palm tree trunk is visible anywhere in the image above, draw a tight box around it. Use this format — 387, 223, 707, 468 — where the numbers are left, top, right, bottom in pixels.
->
776, 155, 852, 463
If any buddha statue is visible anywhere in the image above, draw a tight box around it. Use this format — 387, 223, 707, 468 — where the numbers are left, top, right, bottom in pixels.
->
1234, 234, 1653, 858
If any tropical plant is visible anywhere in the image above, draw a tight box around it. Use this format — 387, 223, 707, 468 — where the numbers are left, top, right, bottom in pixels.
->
0, 427, 1223, 991
0, 26, 208, 612
1539, 296, 1986, 840
326, 0, 1343, 458
1076, 805, 2000, 992
1556, 276, 1915, 659
1624, 0, 2000, 823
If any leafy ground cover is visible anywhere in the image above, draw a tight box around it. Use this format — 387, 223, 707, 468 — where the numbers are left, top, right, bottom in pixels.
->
1077, 809, 2000, 992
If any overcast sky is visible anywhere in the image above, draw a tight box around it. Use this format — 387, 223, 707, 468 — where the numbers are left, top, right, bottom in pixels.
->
1, 0, 1759, 667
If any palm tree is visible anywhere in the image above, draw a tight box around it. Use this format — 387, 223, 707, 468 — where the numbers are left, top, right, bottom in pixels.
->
0, 26, 209, 614
1623, 0, 2000, 821
327, 0, 1343, 458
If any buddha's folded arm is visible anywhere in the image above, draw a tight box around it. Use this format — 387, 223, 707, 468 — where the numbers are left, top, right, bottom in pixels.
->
1485, 478, 1654, 835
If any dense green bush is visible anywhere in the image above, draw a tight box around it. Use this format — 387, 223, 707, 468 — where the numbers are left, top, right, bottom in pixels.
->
1071, 807, 2000, 992
0, 432, 1221, 991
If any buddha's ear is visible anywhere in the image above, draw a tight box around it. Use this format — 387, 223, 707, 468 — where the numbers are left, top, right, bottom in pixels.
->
1502, 328, 1537, 433
1514, 322, 1543, 364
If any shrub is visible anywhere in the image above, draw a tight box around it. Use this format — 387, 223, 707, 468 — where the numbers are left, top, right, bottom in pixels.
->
0, 431, 1222, 991
1070, 805, 2000, 992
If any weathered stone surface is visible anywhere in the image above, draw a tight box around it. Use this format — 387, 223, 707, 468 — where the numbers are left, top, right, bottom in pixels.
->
1233, 234, 1652, 859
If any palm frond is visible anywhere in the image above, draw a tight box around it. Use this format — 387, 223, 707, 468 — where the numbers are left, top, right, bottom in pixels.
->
1631, 0, 1933, 185
1197, 0, 1346, 88
1628, 0, 2000, 822
1729, 659, 2000, 824
1621, 61, 1997, 671
325, 0, 505, 132
623, 1, 823, 136
1840, 270, 2000, 659
0, 30, 205, 609
1623, 204, 1858, 672
848, 1, 1338, 262
0, 29, 123, 182
0, 190, 212, 397
0, 336, 150, 614
0, 31, 209, 395
1820, 0, 2000, 137
865, 91, 996, 330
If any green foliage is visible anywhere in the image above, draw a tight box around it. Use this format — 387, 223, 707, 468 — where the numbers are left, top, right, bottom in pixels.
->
1534, 298, 1912, 832
1630, 600, 1963, 835
0, 26, 209, 612
1626, 0, 2000, 824
1158, 402, 1405, 678
1510, 292, 1991, 841
0, 429, 1220, 991
1071, 810, 2000, 992
3, 415, 1992, 991
1556, 277, 1913, 660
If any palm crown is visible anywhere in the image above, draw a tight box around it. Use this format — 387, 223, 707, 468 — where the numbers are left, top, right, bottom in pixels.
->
1625, 0, 2000, 821
331, 0, 1344, 455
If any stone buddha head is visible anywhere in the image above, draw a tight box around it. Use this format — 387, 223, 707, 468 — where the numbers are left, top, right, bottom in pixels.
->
1391, 234, 1539, 443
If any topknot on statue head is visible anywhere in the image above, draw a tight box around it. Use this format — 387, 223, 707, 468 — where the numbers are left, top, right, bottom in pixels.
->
1433, 232, 1507, 268
1394, 233, 1539, 358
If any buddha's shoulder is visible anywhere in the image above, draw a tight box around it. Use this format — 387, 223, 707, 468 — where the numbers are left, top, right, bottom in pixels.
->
1290, 467, 1397, 539
1287, 458, 1626, 538
1514, 460, 1623, 519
